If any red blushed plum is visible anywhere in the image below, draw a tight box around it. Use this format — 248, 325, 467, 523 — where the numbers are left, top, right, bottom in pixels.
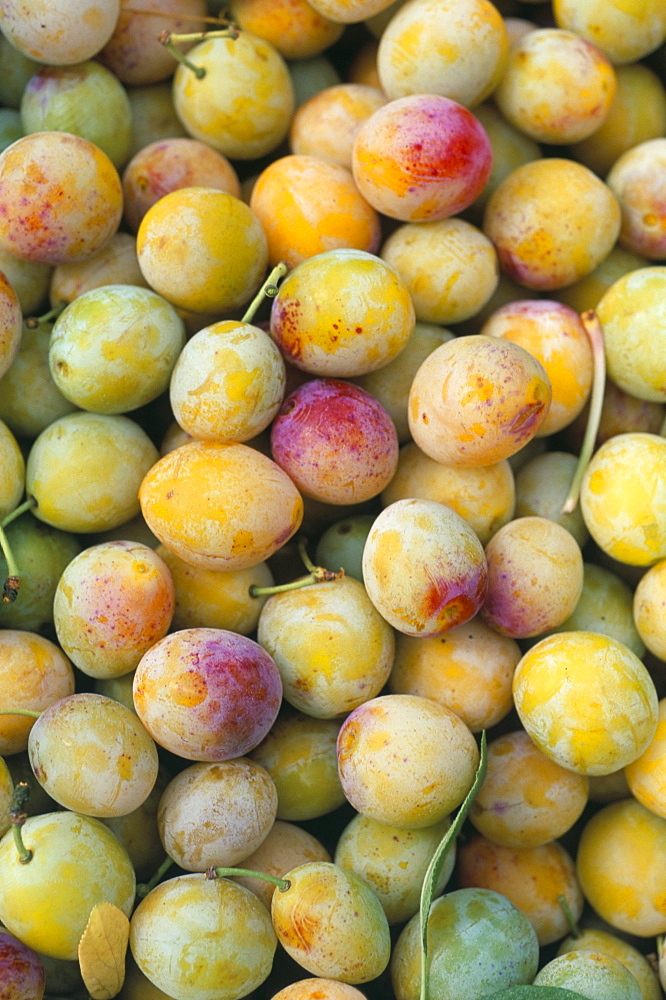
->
351, 94, 492, 222
133, 628, 283, 761
362, 498, 488, 637
0, 928, 45, 1000
270, 379, 399, 505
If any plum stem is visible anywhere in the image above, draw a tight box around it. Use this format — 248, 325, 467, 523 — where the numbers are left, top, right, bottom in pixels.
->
159, 26, 240, 78
0, 524, 20, 603
557, 894, 581, 937
25, 302, 66, 329
0, 710, 41, 718
0, 497, 36, 529
206, 866, 291, 892
10, 782, 32, 864
561, 309, 605, 515
242, 262, 289, 324
250, 541, 344, 598
136, 855, 176, 897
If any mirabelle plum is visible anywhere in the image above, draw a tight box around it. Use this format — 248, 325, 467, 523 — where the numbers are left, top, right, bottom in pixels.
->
0, 270, 21, 381
250, 710, 346, 821
157, 758, 278, 870
98, 0, 208, 86
468, 103, 541, 221
306, 0, 396, 21
52, 541, 175, 679
483, 158, 621, 290
376, 0, 508, 108
570, 64, 666, 178
271, 861, 391, 983
139, 440, 303, 572
0, 132, 123, 266
314, 514, 375, 582
269, 248, 413, 376
169, 320, 285, 442
48, 231, 147, 307
130, 874, 277, 999
334, 813, 455, 924
0, 756, 12, 836
380, 218, 499, 325
625, 698, 666, 819
388, 617, 520, 732
271, 982, 367, 1000
0, 927, 45, 999
458, 834, 584, 946
481, 516, 584, 639
133, 627, 283, 761
251, 155, 381, 269
172, 32, 294, 160
49, 284, 186, 414
271, 379, 399, 505
553, 0, 666, 65
229, 0, 344, 59
408, 335, 551, 467
0, 630, 74, 755
555, 246, 649, 315
229, 820, 331, 910
580, 432, 666, 565
27, 412, 159, 534
0, 810, 136, 961
606, 139, 666, 260
102, 764, 170, 881
122, 138, 241, 233
126, 83, 187, 156
0, 417, 23, 519
28, 692, 159, 818
534, 950, 642, 999
20, 61, 132, 170
257, 574, 394, 718
337, 692, 479, 828
352, 94, 492, 222
557, 927, 664, 1000
391, 887, 539, 1000
0, 245, 50, 315
289, 84, 386, 169
136, 187, 269, 315
512, 631, 659, 775
494, 29, 616, 145
553, 562, 645, 657
469, 730, 589, 848
289, 54, 341, 104
155, 544, 273, 634
633, 561, 666, 662
362, 498, 488, 637
576, 799, 666, 937
481, 300, 593, 437
0, 0, 121, 65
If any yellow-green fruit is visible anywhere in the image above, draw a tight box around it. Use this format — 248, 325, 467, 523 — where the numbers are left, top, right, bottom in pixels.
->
0, 811, 135, 960
558, 927, 664, 1000
512, 631, 658, 775
0, 418, 24, 519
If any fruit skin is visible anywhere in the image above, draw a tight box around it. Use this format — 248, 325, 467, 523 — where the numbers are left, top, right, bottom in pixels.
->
133, 627, 283, 762
0, 927, 45, 1000
129, 873, 277, 1000
557, 927, 664, 1000
0, 810, 136, 961
271, 861, 391, 984
512, 631, 658, 776
533, 950, 642, 1000
390, 887, 539, 1000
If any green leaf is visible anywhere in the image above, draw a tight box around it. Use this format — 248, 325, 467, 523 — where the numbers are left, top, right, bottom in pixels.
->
480, 987, 589, 999
419, 729, 488, 1000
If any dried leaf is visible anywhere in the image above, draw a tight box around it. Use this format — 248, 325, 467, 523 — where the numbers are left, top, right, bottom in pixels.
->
78, 901, 130, 1000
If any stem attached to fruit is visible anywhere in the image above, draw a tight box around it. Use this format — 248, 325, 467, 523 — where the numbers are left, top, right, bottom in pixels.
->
561, 310, 606, 515
10, 782, 32, 864
241, 262, 289, 325
249, 540, 345, 598
0, 497, 36, 530
0, 524, 20, 603
159, 26, 240, 79
557, 894, 581, 938
206, 866, 291, 892
25, 302, 66, 329
136, 855, 176, 897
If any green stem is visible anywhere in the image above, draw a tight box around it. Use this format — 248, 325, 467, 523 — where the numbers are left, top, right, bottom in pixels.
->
0, 497, 36, 529
241, 262, 289, 324
0, 524, 20, 603
0, 709, 41, 718
206, 866, 290, 891
561, 309, 606, 515
249, 564, 344, 599
158, 26, 240, 79
558, 894, 581, 938
136, 855, 176, 897
25, 302, 66, 329
10, 782, 32, 864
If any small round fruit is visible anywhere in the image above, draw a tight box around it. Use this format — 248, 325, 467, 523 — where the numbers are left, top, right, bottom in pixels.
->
534, 950, 642, 1000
